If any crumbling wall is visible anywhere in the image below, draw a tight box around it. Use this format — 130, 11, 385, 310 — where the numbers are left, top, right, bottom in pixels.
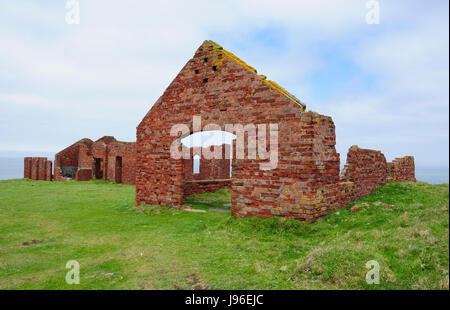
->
388, 156, 416, 182
54, 138, 93, 180
313, 146, 394, 217
52, 136, 136, 184
340, 145, 388, 200
24, 157, 52, 181
254, 113, 341, 221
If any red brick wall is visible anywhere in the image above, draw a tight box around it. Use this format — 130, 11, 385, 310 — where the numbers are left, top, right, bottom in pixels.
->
311, 146, 390, 219
25, 157, 52, 181
78, 143, 93, 169
107, 141, 136, 185
75, 169, 93, 181
388, 156, 416, 182
183, 145, 231, 181
341, 145, 388, 200
24, 157, 32, 179
31, 157, 39, 180
241, 113, 341, 221
54, 138, 93, 181
46, 160, 52, 181
91, 140, 109, 180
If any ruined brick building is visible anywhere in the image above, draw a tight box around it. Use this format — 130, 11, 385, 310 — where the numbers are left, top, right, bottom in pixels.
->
23, 40, 415, 222
136, 40, 415, 222
54, 136, 136, 184
24, 136, 136, 184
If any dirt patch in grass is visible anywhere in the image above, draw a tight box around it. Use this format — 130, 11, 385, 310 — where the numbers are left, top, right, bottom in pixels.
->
21, 240, 43, 246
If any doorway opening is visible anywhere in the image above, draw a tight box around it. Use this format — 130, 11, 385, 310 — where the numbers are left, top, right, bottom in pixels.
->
115, 156, 123, 183
94, 158, 103, 179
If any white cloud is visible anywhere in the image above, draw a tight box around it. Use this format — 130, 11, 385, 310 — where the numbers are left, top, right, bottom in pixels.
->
0, 0, 448, 171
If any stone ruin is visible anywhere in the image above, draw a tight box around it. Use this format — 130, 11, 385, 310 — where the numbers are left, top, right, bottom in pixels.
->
135, 40, 416, 222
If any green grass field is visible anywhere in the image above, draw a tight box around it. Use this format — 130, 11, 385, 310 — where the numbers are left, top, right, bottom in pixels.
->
0, 179, 448, 290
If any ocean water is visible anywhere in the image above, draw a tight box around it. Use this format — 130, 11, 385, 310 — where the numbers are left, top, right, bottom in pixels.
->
0, 157, 448, 184
415, 167, 449, 185
0, 157, 24, 181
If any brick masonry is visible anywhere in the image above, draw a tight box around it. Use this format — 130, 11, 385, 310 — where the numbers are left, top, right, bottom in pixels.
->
54, 138, 93, 181
24, 157, 31, 179
183, 145, 231, 181
136, 40, 416, 222
388, 156, 416, 182
24, 157, 52, 181
341, 145, 388, 201
107, 141, 137, 184
182, 145, 231, 197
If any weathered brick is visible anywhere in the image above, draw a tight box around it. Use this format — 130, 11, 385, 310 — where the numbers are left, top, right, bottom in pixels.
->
388, 156, 416, 182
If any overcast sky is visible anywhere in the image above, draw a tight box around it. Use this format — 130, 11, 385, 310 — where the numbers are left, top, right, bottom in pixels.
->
0, 0, 448, 168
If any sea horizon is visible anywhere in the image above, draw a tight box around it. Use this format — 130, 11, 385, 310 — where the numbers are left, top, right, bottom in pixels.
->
0, 157, 448, 185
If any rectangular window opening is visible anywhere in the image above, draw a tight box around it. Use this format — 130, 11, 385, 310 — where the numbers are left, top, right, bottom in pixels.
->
193, 155, 200, 174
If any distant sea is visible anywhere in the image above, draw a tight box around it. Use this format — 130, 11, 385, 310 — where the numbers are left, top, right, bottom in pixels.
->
0, 157, 448, 184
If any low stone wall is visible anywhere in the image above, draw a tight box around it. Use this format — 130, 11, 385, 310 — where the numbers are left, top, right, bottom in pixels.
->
388, 156, 416, 182
107, 141, 136, 185
183, 179, 231, 197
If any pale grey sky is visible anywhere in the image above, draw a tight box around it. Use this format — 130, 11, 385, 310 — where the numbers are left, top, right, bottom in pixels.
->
0, 0, 448, 169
